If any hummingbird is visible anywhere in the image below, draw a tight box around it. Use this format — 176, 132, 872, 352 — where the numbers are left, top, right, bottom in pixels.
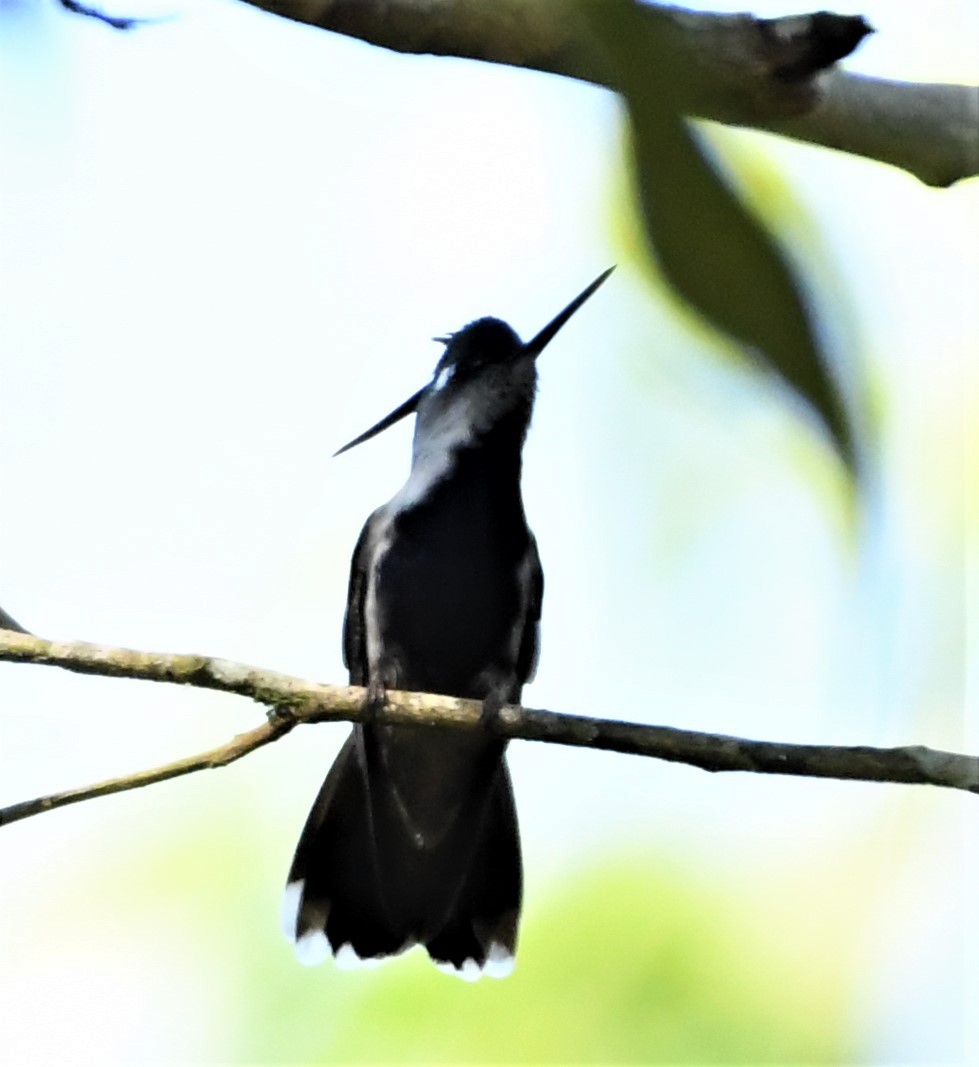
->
282, 268, 613, 980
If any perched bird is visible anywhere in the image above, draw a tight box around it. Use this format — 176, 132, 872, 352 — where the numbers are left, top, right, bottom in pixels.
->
283, 269, 613, 980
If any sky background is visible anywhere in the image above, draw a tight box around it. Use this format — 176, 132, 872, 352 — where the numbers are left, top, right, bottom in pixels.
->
1, 0, 976, 1063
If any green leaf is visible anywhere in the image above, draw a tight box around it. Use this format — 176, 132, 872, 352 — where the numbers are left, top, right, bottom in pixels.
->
584, 0, 858, 474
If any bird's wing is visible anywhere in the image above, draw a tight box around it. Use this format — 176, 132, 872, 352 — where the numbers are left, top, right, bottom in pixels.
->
342, 509, 382, 686
515, 534, 544, 686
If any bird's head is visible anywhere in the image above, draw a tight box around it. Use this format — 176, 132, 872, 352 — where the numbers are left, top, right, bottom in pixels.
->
334, 267, 613, 457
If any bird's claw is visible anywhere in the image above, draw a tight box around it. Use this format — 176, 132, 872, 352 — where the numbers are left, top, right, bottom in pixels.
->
479, 691, 506, 734
363, 679, 388, 725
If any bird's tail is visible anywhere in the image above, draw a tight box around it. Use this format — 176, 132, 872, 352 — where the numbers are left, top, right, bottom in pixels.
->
282, 726, 522, 980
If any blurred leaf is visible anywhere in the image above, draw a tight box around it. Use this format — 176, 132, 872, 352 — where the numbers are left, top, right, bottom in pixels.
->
583, 0, 858, 475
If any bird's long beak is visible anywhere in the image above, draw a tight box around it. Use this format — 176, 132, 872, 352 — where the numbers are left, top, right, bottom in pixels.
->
334, 267, 614, 457
523, 266, 614, 359
333, 386, 427, 457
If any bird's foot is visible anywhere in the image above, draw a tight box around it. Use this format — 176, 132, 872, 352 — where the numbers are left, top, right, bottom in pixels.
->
479, 691, 506, 735
363, 679, 388, 725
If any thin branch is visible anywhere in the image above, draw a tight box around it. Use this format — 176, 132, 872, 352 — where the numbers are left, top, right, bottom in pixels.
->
0, 719, 293, 827
239, 1, 978, 187
0, 631, 975, 829
57, 0, 153, 31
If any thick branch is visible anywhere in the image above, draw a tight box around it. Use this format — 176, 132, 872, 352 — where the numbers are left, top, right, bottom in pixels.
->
764, 70, 979, 189
239, 1, 978, 187
0, 631, 975, 828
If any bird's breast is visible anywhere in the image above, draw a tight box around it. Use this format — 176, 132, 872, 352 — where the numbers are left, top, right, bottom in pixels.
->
370, 473, 531, 700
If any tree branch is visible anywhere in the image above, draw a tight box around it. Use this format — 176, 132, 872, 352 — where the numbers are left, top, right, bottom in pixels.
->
764, 69, 979, 189
0, 630, 975, 829
57, 0, 157, 30
238, 1, 978, 188
0, 718, 294, 827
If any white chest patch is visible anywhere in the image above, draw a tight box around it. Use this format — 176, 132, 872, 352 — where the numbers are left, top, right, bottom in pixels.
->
390, 396, 475, 511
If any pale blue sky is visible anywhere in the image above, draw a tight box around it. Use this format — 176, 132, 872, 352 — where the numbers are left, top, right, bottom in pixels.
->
1, 1, 975, 1062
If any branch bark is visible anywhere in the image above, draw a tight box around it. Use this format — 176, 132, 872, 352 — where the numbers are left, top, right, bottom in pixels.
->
1, 630, 975, 828
238, 1, 979, 188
